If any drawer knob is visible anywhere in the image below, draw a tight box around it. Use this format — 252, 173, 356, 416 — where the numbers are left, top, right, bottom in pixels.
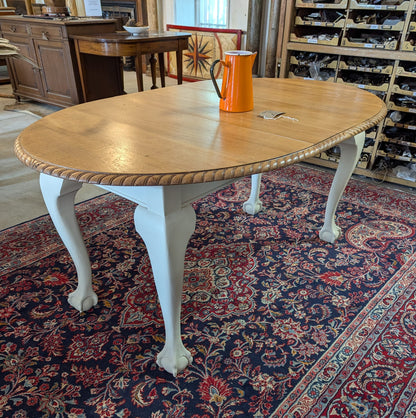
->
42, 31, 49, 40
10, 25, 16, 32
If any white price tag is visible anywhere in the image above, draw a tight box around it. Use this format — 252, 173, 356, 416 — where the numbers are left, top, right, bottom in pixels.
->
84, 0, 102, 15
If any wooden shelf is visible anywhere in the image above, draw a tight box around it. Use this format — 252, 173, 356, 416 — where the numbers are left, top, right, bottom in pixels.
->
345, 19, 405, 31
295, 16, 346, 28
388, 102, 416, 113
336, 78, 390, 91
285, 41, 416, 60
348, 0, 410, 11
338, 60, 393, 73
290, 55, 338, 68
392, 84, 416, 95
295, 0, 348, 9
290, 33, 341, 45
341, 37, 398, 50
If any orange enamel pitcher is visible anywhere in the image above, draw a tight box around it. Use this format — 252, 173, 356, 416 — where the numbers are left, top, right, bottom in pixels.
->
210, 50, 257, 113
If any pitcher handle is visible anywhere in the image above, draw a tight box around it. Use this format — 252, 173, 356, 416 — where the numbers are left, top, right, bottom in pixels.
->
210, 59, 222, 99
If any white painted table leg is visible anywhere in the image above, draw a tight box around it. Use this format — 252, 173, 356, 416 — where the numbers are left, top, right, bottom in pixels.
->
243, 173, 263, 215
39, 174, 98, 312
133, 194, 196, 376
319, 132, 365, 243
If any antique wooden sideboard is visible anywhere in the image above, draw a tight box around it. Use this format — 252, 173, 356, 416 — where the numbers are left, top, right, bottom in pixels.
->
0, 16, 123, 107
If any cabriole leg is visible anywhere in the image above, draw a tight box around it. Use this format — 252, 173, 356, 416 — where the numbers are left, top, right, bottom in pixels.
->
134, 202, 196, 376
39, 174, 98, 312
243, 173, 263, 215
319, 132, 365, 243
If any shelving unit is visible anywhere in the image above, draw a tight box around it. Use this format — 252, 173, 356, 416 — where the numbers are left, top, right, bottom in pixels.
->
279, 0, 416, 187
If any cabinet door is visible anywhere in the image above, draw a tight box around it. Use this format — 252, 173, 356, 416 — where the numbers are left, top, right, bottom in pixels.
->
33, 38, 79, 107
5, 34, 44, 100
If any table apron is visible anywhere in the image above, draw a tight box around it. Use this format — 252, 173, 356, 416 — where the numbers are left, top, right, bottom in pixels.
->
76, 39, 185, 57
99, 179, 235, 211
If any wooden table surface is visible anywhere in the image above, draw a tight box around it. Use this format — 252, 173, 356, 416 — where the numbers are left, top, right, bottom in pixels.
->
15, 78, 386, 186
71, 31, 190, 43
71, 31, 191, 56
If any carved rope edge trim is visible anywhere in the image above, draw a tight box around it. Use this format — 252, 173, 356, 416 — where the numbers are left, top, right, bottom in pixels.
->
14, 107, 387, 186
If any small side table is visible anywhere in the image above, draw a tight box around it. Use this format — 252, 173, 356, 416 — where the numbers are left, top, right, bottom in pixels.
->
72, 31, 191, 101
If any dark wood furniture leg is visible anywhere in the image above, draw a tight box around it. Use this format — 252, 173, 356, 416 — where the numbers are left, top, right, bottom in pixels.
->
176, 50, 183, 85
74, 40, 88, 102
149, 53, 157, 89
135, 55, 144, 92
158, 52, 165, 88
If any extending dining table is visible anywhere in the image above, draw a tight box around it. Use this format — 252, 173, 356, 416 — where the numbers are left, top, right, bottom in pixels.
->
14, 78, 386, 376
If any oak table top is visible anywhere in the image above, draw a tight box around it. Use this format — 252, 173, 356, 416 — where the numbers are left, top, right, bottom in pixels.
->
15, 78, 386, 187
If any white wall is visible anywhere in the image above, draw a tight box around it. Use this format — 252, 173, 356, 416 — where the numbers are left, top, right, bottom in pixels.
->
229, 0, 249, 30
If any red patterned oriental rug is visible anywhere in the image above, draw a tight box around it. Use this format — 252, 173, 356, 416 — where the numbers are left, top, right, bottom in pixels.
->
1, 164, 416, 417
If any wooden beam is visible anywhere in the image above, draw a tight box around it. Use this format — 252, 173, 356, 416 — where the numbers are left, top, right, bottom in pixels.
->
265, 0, 281, 77
246, 0, 264, 74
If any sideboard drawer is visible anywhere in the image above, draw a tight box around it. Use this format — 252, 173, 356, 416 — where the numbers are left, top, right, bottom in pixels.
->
0, 22, 27, 35
31, 24, 63, 40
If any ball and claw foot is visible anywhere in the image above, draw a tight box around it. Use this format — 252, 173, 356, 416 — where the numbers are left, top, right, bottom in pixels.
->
156, 344, 193, 377
243, 200, 263, 215
319, 225, 342, 244
68, 289, 98, 312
